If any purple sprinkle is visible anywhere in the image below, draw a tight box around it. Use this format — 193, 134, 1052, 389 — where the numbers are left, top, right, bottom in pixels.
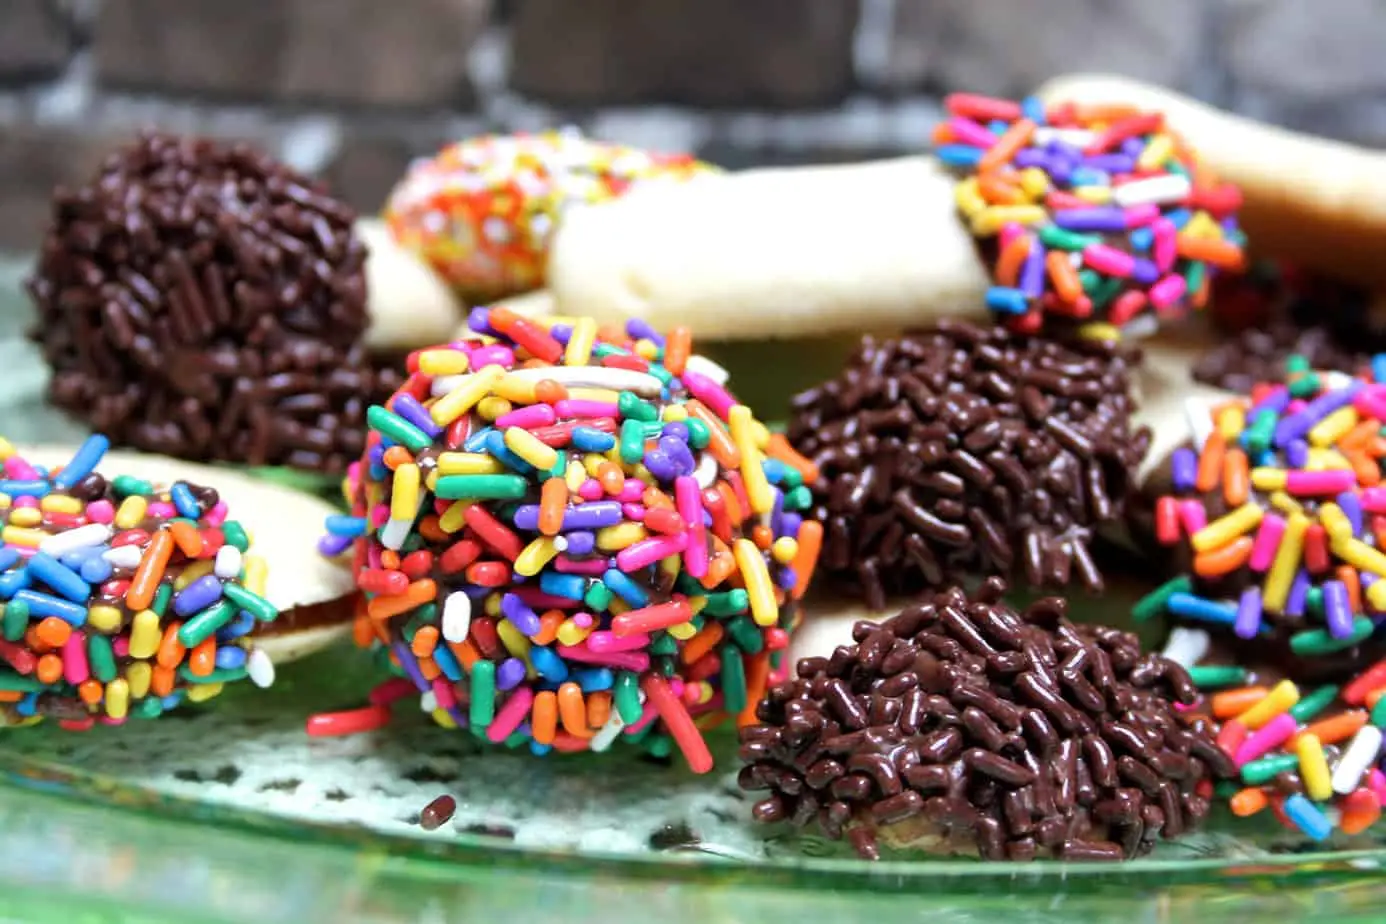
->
662, 422, 689, 442
446, 707, 469, 728
642, 450, 679, 482
658, 435, 696, 476
1130, 258, 1160, 285
1084, 154, 1136, 174
775, 565, 797, 592
1047, 139, 1084, 161
1120, 137, 1146, 158
548, 324, 573, 344
1013, 149, 1051, 171
173, 574, 224, 617
496, 657, 528, 691
770, 488, 785, 538
467, 307, 496, 336
317, 533, 352, 557
1248, 387, 1292, 419
781, 512, 803, 539
1234, 587, 1263, 640
1052, 207, 1128, 233
1171, 448, 1198, 492
500, 593, 542, 637
1323, 580, 1355, 638
391, 393, 443, 438
1047, 160, 1074, 185
564, 531, 596, 556
393, 642, 431, 693
514, 501, 623, 532
1019, 239, 1047, 298
367, 443, 386, 468
1338, 492, 1364, 536
1274, 382, 1364, 448
625, 318, 665, 346
1286, 569, 1311, 618
1286, 439, 1310, 469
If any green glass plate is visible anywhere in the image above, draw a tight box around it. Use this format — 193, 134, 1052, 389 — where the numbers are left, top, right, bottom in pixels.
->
4, 262, 1386, 924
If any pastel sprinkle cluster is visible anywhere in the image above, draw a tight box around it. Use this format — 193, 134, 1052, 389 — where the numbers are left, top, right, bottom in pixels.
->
321, 308, 821, 772
937, 93, 1246, 338
0, 435, 277, 729
384, 130, 717, 302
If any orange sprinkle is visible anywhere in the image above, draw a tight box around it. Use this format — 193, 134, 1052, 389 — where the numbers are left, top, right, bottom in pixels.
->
411, 626, 440, 659
380, 549, 401, 570
1193, 536, 1254, 578
766, 433, 820, 484
597, 462, 625, 496
641, 487, 675, 511
531, 691, 557, 745
1341, 789, 1382, 835
367, 579, 438, 620
188, 637, 216, 677
1342, 419, 1379, 451
680, 623, 725, 666
0, 691, 22, 704
1192, 272, 1212, 310
1229, 787, 1269, 817
587, 691, 612, 730
686, 401, 740, 468
533, 609, 564, 646
1223, 448, 1249, 507
1340, 565, 1363, 615
417, 515, 448, 544
34, 616, 71, 649
1045, 250, 1083, 304
663, 325, 692, 377
126, 530, 174, 611
1368, 688, 1385, 710
156, 622, 186, 670
1073, 102, 1142, 123
151, 665, 175, 698
716, 482, 744, 528
978, 118, 1035, 174
447, 639, 481, 670
35, 654, 62, 685
557, 682, 592, 738
751, 524, 774, 551
534, 379, 568, 405
994, 233, 1031, 286
538, 477, 567, 537
417, 657, 441, 682
382, 446, 414, 470
352, 614, 375, 649
78, 679, 103, 705
701, 551, 737, 591
1212, 686, 1268, 719
1296, 709, 1368, 748
931, 123, 955, 146
1175, 234, 1246, 270
978, 171, 1024, 206
23, 627, 47, 654
791, 519, 823, 600
1351, 450, 1381, 487
168, 520, 204, 557
1195, 430, 1225, 493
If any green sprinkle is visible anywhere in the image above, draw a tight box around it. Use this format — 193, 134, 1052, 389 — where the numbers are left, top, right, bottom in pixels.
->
644, 733, 673, 759
111, 475, 153, 498
726, 615, 764, 653
367, 405, 432, 452
684, 418, 711, 450
591, 343, 628, 360
1214, 780, 1241, 799
133, 697, 164, 719
414, 603, 438, 626
1187, 665, 1248, 689
1289, 684, 1340, 723
469, 661, 496, 729
1182, 259, 1206, 301
619, 419, 646, 465
1285, 355, 1312, 374
1078, 269, 1102, 296
614, 671, 643, 724
674, 574, 703, 597
0, 672, 45, 693
1305, 586, 1324, 617
220, 520, 250, 552
779, 466, 804, 490
1290, 617, 1374, 656
647, 364, 673, 386
1371, 695, 1386, 729
151, 583, 173, 618
703, 589, 750, 617
503, 731, 529, 750
1090, 274, 1123, 311
1132, 575, 1192, 622
177, 599, 237, 648
2, 599, 29, 643
222, 582, 278, 623
1240, 753, 1301, 786
649, 634, 678, 657
617, 391, 658, 422
642, 422, 666, 439
583, 581, 613, 612
177, 666, 248, 685
783, 485, 813, 511
1288, 372, 1321, 399
401, 533, 425, 553
435, 474, 528, 500
1038, 225, 1100, 251
1245, 409, 1277, 455
89, 635, 118, 683
539, 451, 567, 483
657, 656, 677, 677
721, 644, 747, 713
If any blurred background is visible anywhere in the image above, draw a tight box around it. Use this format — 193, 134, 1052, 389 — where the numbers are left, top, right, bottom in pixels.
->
0, 0, 1383, 254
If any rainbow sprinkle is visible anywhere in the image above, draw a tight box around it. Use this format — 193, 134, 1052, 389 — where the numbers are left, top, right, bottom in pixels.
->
937, 92, 1245, 338
319, 310, 820, 772
0, 435, 278, 729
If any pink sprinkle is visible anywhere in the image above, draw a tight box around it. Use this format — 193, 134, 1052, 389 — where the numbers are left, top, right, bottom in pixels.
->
572, 613, 595, 628
1152, 219, 1177, 272
112, 637, 130, 658
553, 556, 608, 576
615, 534, 688, 572
1285, 469, 1356, 496
1108, 290, 1148, 327
682, 371, 737, 421
484, 686, 534, 743
577, 480, 604, 501
98, 716, 127, 727
4, 457, 38, 480
204, 501, 229, 528
622, 700, 659, 735
1149, 274, 1188, 310
997, 222, 1026, 251
1354, 387, 1386, 422
947, 116, 998, 149
1285, 399, 1308, 416
1233, 713, 1298, 767
556, 645, 650, 672
587, 630, 652, 653
468, 345, 515, 370
431, 678, 458, 711
1178, 500, 1207, 536
1368, 769, 1386, 804
1122, 203, 1159, 228
554, 399, 619, 419
674, 476, 708, 579
146, 501, 177, 520
1082, 244, 1136, 278
1361, 488, 1386, 513
47, 512, 81, 529
62, 631, 89, 685
1249, 513, 1287, 572
621, 503, 646, 521
496, 404, 556, 430
13, 496, 37, 509
764, 628, 790, 651
369, 504, 390, 529
85, 500, 114, 524
368, 677, 415, 706
617, 480, 646, 503
367, 544, 383, 569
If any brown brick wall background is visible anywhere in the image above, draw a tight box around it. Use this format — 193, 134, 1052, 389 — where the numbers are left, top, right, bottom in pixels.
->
0, 0, 1382, 251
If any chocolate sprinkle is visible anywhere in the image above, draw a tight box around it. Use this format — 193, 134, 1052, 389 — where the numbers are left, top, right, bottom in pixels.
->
787, 321, 1150, 608
28, 132, 402, 474
419, 794, 457, 831
738, 579, 1233, 861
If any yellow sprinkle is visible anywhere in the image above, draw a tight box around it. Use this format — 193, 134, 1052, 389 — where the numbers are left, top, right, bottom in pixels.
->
564, 459, 587, 493
751, 419, 771, 451
1368, 580, 1386, 613
0, 438, 13, 461
390, 463, 420, 521
1190, 503, 1263, 553
1184, 210, 1221, 240
529, 314, 582, 330
1236, 679, 1300, 730
243, 555, 268, 597
2, 526, 43, 548
1071, 185, 1112, 205
1309, 406, 1358, 447
0, 494, 11, 509
504, 427, 559, 471
186, 683, 224, 703
438, 500, 470, 534
1250, 468, 1287, 491
417, 349, 469, 376
970, 205, 1047, 237
1018, 167, 1049, 199
771, 536, 800, 564
105, 679, 129, 720
667, 621, 698, 641
484, 593, 503, 617
582, 453, 609, 478
596, 523, 648, 552
1319, 503, 1354, 545
6, 508, 40, 528
430, 366, 504, 426
1269, 491, 1303, 516
1295, 732, 1333, 801
86, 605, 122, 633
661, 405, 688, 423
1263, 511, 1308, 614
568, 387, 622, 403
1334, 537, 1386, 578
125, 662, 152, 699
476, 396, 512, 421
1306, 447, 1352, 471
1217, 405, 1246, 441
564, 316, 598, 366
436, 452, 506, 476
114, 495, 149, 529
607, 596, 631, 616
953, 176, 987, 216
431, 708, 458, 730
39, 494, 82, 515
1137, 133, 1174, 171
174, 560, 214, 590
496, 619, 532, 661
1076, 322, 1121, 342
729, 405, 774, 515
514, 536, 562, 577
688, 596, 709, 616
555, 618, 592, 647
492, 374, 539, 405
734, 538, 778, 627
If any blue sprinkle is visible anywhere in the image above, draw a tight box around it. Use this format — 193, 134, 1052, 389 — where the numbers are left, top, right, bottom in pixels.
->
1166, 592, 1237, 626
15, 693, 37, 717
13, 590, 87, 625
1373, 355, 1386, 385
936, 144, 985, 167
0, 548, 20, 574
216, 611, 256, 642
985, 286, 1030, 316
0, 570, 30, 599
762, 459, 789, 485
214, 647, 247, 670
1283, 794, 1332, 842
78, 556, 112, 585
538, 571, 587, 601
530, 645, 569, 683
603, 569, 649, 607
1068, 166, 1110, 187
1128, 227, 1154, 252
324, 515, 368, 538
529, 741, 552, 757
573, 667, 613, 692
1165, 208, 1192, 229
432, 643, 463, 682
0, 480, 49, 497
170, 482, 201, 519
20, 555, 90, 604
464, 426, 495, 453
52, 434, 109, 490
484, 430, 534, 473
1020, 95, 1046, 125
572, 427, 617, 453
987, 119, 1009, 135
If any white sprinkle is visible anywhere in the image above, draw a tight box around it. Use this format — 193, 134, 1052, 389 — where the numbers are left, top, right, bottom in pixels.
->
40, 523, 112, 557
1111, 174, 1192, 208
1068, 251, 1083, 268
214, 544, 243, 580
552, 535, 569, 552
589, 710, 627, 753
694, 452, 719, 490
419, 690, 439, 713
430, 374, 470, 397
441, 591, 472, 643
101, 544, 143, 570
1323, 370, 1356, 392
1160, 627, 1210, 669
246, 648, 276, 688
504, 365, 663, 397
1184, 397, 1216, 452
684, 354, 730, 386
380, 518, 413, 551
1032, 127, 1097, 147
1120, 313, 1160, 341
1332, 726, 1383, 794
